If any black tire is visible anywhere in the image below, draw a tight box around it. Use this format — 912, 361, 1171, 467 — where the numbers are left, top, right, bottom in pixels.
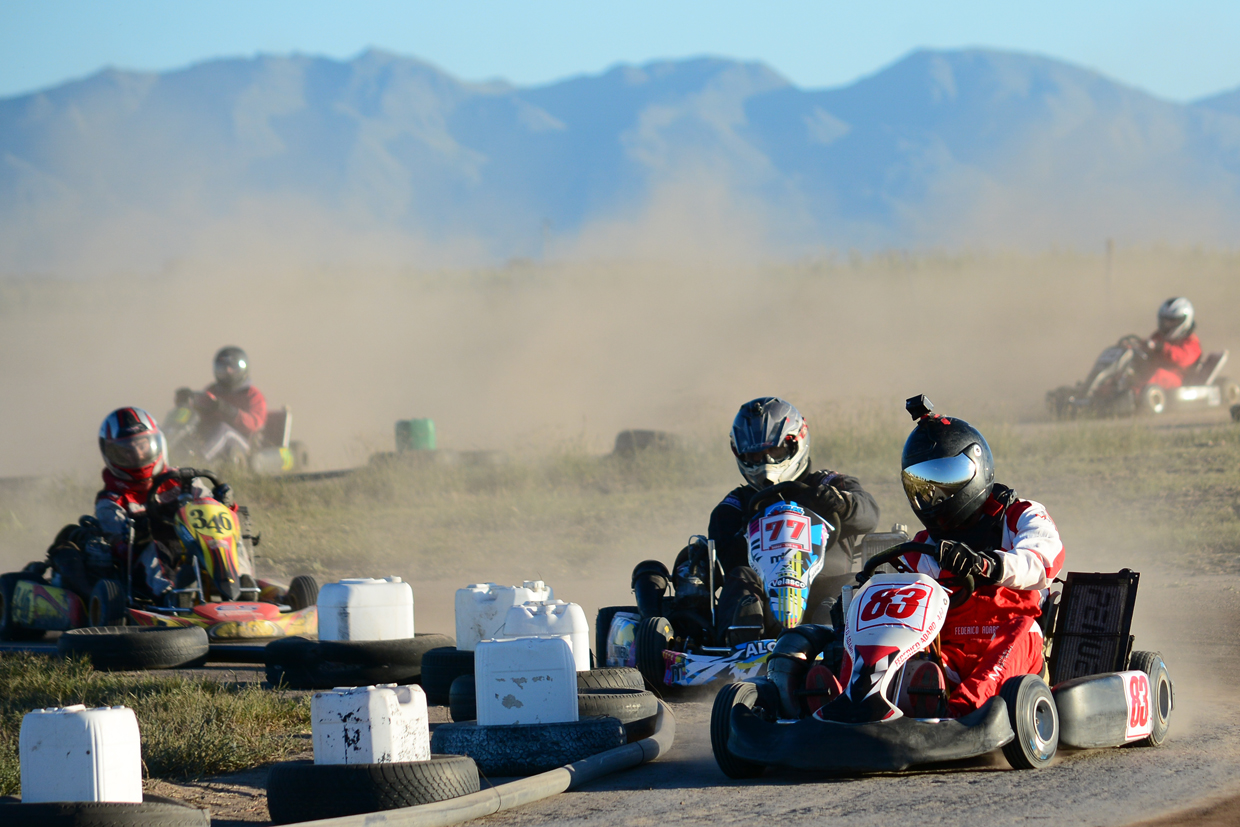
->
432, 718, 625, 776
88, 579, 128, 627
1000, 674, 1058, 769
711, 681, 766, 779
0, 797, 209, 827
594, 605, 638, 666
449, 674, 476, 722
0, 572, 46, 641
58, 625, 210, 671
1129, 650, 1174, 747
285, 575, 318, 611
577, 666, 644, 691
420, 647, 476, 704
635, 616, 673, 690
578, 688, 659, 742
266, 756, 478, 825
1139, 385, 1167, 415
265, 633, 455, 690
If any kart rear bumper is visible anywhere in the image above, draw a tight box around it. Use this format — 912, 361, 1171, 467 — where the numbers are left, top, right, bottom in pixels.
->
728, 695, 1013, 772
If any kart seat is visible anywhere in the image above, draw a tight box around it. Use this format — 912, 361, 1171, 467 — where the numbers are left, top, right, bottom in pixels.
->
1185, 350, 1228, 386
260, 407, 292, 450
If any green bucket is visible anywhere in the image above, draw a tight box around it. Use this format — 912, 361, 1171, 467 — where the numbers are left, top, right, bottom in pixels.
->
395, 419, 436, 452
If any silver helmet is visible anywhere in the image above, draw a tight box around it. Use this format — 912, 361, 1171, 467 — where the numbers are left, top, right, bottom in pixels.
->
1157, 297, 1195, 343
729, 397, 811, 488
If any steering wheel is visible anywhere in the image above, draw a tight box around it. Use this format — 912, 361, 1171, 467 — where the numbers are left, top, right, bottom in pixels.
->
856, 542, 975, 608
144, 467, 225, 516
1118, 334, 1151, 361
744, 480, 814, 519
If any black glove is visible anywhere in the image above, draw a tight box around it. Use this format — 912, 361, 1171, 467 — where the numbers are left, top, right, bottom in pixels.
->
194, 391, 221, 413
212, 483, 234, 507
938, 541, 1001, 584
813, 483, 849, 519
175, 387, 194, 407
131, 515, 153, 546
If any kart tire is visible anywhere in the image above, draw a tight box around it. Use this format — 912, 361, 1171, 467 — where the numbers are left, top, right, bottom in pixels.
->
1000, 674, 1058, 769
1217, 379, 1240, 408
635, 616, 673, 690
420, 647, 476, 704
264, 633, 455, 690
1232, 403, 1240, 423
88, 579, 128, 627
448, 674, 475, 722
578, 688, 659, 742
594, 605, 638, 667
1139, 385, 1167, 416
0, 572, 47, 641
431, 718, 625, 776
288, 440, 310, 470
1129, 650, 1174, 747
58, 625, 209, 671
285, 575, 318, 612
711, 681, 766, 779
266, 756, 478, 824
0, 795, 209, 827
577, 666, 644, 691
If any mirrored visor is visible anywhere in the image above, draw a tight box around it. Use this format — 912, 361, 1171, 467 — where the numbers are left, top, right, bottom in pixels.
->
104, 432, 160, 470
739, 442, 792, 466
1158, 316, 1181, 335
901, 453, 977, 510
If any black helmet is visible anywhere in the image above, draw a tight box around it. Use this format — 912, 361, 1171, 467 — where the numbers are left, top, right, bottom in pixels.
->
213, 346, 250, 391
899, 395, 994, 534
729, 397, 811, 488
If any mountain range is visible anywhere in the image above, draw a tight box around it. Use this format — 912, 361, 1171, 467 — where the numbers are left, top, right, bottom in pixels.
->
3, 48, 1240, 274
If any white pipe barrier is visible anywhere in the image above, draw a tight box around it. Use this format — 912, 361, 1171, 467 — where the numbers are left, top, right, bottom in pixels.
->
286, 700, 676, 827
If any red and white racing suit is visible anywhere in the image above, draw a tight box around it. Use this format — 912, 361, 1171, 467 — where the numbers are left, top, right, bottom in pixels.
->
1142, 331, 1201, 391
898, 492, 1064, 716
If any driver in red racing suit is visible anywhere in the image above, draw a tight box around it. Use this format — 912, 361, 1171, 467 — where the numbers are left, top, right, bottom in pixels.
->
891, 396, 1064, 718
1140, 297, 1201, 391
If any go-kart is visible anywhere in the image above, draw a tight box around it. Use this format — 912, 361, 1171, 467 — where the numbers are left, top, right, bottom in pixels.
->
0, 468, 318, 643
600, 481, 848, 690
710, 544, 1173, 776
1047, 334, 1238, 418
166, 395, 309, 475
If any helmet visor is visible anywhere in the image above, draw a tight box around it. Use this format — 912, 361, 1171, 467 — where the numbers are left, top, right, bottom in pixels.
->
739, 442, 792, 466
103, 432, 161, 471
902, 453, 977, 511
1158, 315, 1184, 336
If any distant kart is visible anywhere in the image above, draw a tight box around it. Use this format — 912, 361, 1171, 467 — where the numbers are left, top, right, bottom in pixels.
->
599, 481, 847, 690
1047, 334, 1238, 418
711, 545, 1173, 776
0, 468, 318, 652
166, 399, 309, 474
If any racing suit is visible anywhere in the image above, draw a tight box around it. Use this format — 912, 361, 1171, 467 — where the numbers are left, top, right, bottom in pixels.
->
707, 466, 879, 638
195, 382, 268, 463
897, 484, 1064, 716
94, 469, 184, 601
1142, 331, 1201, 390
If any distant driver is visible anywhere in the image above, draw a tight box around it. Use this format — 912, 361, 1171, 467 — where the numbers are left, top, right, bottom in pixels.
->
177, 346, 268, 463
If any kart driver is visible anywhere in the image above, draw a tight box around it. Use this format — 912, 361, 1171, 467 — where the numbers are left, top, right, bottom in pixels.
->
176, 346, 268, 463
889, 396, 1064, 718
631, 397, 879, 646
1140, 297, 1201, 391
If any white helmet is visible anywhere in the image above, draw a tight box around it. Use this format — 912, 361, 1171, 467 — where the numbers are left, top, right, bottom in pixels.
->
729, 397, 811, 488
1157, 297, 1195, 343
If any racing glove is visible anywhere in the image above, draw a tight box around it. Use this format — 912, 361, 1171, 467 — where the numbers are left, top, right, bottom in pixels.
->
212, 483, 234, 507
938, 540, 1001, 584
175, 387, 194, 407
194, 391, 221, 413
813, 483, 850, 519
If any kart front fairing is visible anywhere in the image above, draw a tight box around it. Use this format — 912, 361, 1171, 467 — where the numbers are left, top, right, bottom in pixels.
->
129, 596, 317, 640
746, 501, 833, 628
664, 639, 777, 687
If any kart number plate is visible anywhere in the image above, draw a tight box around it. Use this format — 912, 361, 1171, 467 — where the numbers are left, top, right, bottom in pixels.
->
854, 583, 933, 632
758, 514, 810, 556
1119, 669, 1154, 740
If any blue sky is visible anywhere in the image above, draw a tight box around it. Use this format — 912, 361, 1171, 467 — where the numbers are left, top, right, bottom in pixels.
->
2, 0, 1239, 102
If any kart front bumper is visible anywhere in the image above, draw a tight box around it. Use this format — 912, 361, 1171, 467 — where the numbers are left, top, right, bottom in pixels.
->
128, 606, 317, 640
728, 695, 1013, 773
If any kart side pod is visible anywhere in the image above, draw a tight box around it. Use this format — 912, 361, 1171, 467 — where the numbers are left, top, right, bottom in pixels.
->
1053, 671, 1157, 749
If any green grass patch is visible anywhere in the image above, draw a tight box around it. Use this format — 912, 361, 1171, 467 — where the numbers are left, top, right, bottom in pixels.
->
0, 654, 309, 796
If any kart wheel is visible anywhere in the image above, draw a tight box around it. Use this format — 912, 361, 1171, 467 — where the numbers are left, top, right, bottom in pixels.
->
266, 756, 478, 825
0, 572, 46, 641
420, 646, 476, 704
0, 796, 208, 827
711, 681, 766, 779
635, 616, 673, 690
578, 688, 659, 742
432, 718, 625, 776
285, 574, 318, 611
1218, 379, 1240, 407
89, 578, 127, 627
1139, 385, 1167, 416
577, 666, 645, 691
288, 440, 310, 470
58, 625, 209, 671
595, 605, 638, 666
1129, 650, 1174, 747
1000, 674, 1058, 769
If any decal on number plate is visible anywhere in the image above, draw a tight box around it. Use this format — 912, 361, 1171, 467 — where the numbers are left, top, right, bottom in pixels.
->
1119, 670, 1154, 740
855, 584, 932, 632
